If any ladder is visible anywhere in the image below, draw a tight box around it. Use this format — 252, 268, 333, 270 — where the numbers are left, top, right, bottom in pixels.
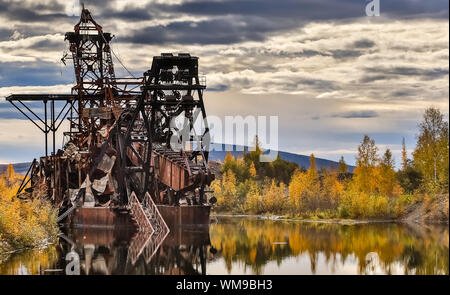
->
127, 191, 170, 265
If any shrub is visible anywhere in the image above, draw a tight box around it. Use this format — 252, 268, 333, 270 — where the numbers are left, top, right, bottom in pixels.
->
0, 169, 58, 250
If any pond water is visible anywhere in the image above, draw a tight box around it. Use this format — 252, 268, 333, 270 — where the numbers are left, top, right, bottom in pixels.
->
0, 216, 448, 275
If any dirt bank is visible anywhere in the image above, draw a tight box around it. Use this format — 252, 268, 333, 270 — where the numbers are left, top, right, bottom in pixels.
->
400, 194, 449, 224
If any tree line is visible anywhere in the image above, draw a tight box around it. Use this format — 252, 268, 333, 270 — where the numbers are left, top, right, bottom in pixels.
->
211, 107, 449, 219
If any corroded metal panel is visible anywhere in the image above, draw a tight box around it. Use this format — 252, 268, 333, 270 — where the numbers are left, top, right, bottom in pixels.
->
157, 205, 211, 228
70, 207, 135, 229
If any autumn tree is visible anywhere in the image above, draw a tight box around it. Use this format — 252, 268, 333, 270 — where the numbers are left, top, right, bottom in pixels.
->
338, 156, 347, 173
413, 107, 449, 192
261, 180, 287, 214
320, 170, 343, 210
265, 154, 299, 184
308, 154, 318, 179
396, 137, 422, 194
0, 169, 58, 249
223, 152, 235, 167
288, 169, 309, 212
244, 136, 263, 172
378, 149, 397, 197
222, 152, 249, 182
353, 135, 379, 194
249, 162, 257, 179
243, 181, 261, 213
244, 136, 298, 183
401, 137, 408, 170
288, 155, 322, 213
6, 164, 15, 179
214, 170, 239, 211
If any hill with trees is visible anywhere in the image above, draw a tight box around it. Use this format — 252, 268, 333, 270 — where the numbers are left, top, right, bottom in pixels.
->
208, 143, 355, 172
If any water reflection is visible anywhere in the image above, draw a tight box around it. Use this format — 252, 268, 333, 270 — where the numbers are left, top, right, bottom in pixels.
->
133, 228, 213, 275
0, 246, 59, 275
54, 226, 213, 275
58, 227, 136, 275
209, 218, 449, 275
0, 217, 448, 275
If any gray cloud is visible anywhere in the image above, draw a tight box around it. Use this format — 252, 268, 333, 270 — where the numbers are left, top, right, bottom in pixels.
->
157, 0, 448, 20
367, 66, 449, 80
120, 0, 448, 46
0, 28, 12, 41
0, 0, 70, 22
331, 49, 362, 59
122, 16, 294, 45
358, 75, 390, 83
28, 39, 64, 50
206, 84, 229, 92
391, 89, 417, 98
332, 110, 379, 118
0, 0, 447, 47
352, 38, 376, 48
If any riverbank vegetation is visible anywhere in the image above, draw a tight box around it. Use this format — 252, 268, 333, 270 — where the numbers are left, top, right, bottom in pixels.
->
0, 165, 58, 253
211, 107, 449, 221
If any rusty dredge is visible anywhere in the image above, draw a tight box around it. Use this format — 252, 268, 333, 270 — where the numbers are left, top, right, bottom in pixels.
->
6, 8, 215, 239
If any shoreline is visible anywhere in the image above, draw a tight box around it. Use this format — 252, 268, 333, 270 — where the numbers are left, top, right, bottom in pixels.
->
211, 213, 397, 224
211, 213, 449, 225
211, 194, 449, 225
0, 238, 56, 259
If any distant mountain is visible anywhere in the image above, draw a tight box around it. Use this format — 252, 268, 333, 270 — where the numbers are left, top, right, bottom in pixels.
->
207, 143, 354, 173
0, 144, 354, 176
0, 162, 31, 175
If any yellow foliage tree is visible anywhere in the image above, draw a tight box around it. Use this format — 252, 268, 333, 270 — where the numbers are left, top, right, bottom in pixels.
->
338, 156, 347, 173
353, 135, 379, 195
7, 164, 15, 179
215, 170, 239, 211
244, 180, 261, 213
320, 171, 343, 210
413, 107, 449, 191
289, 169, 309, 212
249, 161, 257, 179
378, 149, 397, 197
0, 170, 58, 249
308, 154, 318, 180
262, 180, 286, 214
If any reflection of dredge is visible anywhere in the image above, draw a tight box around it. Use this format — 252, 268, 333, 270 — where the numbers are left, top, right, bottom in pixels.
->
6, 8, 215, 232
58, 227, 216, 275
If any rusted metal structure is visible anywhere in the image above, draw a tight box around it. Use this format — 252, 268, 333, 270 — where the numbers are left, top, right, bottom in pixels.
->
6, 7, 215, 235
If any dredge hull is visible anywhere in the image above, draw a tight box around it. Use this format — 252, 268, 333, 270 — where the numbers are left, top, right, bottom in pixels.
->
68, 205, 211, 229
69, 207, 135, 229
157, 205, 211, 229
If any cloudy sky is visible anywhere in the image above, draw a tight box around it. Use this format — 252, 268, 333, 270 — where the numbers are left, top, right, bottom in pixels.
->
0, 0, 448, 167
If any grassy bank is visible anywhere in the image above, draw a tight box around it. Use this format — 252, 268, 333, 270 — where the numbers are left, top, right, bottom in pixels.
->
0, 165, 59, 254
212, 193, 449, 224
